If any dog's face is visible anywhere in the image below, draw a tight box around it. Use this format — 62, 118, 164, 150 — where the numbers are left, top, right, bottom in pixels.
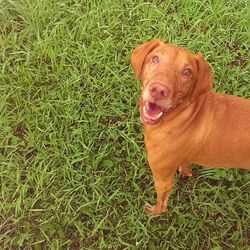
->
139, 44, 198, 125
131, 39, 212, 125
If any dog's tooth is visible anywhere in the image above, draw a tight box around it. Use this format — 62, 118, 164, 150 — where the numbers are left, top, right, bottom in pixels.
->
156, 112, 163, 119
144, 112, 163, 121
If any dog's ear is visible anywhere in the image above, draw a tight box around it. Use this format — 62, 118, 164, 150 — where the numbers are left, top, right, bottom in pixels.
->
191, 53, 213, 101
131, 39, 164, 80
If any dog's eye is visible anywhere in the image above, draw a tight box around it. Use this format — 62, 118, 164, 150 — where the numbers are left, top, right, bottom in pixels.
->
183, 68, 191, 77
151, 55, 160, 64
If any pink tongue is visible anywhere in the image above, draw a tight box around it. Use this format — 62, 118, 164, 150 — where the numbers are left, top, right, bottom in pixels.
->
147, 102, 164, 114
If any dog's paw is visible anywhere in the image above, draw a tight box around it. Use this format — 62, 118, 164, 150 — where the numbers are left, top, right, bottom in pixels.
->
144, 203, 156, 216
178, 165, 192, 177
144, 203, 166, 217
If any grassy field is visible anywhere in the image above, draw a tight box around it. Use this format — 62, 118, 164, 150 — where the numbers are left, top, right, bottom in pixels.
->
0, 0, 249, 249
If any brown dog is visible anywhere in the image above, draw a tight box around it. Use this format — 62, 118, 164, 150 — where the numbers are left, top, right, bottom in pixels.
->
131, 39, 250, 216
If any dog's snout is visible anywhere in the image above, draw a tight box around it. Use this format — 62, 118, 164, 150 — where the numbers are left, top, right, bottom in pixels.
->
149, 83, 170, 99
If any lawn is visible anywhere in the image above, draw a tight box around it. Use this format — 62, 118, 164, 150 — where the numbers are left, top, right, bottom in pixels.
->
0, 0, 249, 249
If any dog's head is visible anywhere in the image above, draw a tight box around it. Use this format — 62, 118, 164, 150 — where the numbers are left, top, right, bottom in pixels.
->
131, 39, 213, 125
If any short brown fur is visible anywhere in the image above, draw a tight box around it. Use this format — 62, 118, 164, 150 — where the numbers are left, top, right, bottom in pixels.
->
131, 39, 250, 216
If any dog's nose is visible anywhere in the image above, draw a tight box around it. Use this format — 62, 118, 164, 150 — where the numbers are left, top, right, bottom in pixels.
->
149, 83, 170, 99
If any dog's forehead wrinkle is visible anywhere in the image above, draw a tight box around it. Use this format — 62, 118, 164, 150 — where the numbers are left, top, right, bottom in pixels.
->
159, 46, 185, 66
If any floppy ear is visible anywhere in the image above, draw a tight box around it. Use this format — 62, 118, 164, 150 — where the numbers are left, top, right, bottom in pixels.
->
131, 39, 164, 80
191, 53, 213, 101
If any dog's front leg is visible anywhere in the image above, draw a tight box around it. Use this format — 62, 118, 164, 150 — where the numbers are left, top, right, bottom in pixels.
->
144, 166, 175, 217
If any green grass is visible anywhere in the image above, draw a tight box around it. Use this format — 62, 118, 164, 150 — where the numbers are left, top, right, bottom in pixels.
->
0, 0, 249, 249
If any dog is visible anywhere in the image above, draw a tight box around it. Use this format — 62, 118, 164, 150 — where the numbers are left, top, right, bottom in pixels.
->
131, 39, 250, 216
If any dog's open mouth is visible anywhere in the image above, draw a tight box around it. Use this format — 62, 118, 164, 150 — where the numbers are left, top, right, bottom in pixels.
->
141, 101, 169, 125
